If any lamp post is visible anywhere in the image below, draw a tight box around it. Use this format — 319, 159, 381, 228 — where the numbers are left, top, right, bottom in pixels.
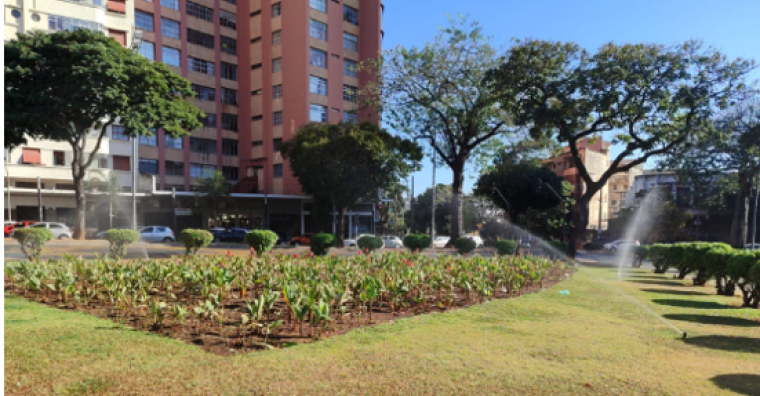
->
5, 163, 11, 222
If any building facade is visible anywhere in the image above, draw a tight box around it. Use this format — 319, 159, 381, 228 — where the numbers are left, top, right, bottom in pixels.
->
607, 160, 643, 218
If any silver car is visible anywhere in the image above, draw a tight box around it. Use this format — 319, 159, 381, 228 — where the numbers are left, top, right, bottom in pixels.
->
381, 236, 403, 249
27, 222, 73, 239
139, 226, 175, 243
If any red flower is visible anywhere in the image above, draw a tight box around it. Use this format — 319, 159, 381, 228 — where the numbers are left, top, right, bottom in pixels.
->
364, 248, 369, 253
408, 262, 413, 267
479, 266, 482, 271
294, 254, 299, 259
227, 250, 232, 256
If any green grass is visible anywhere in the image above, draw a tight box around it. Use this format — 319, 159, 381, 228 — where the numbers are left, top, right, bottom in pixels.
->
5, 265, 759, 395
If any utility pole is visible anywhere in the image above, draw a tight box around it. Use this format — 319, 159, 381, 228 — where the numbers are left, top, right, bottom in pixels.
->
6, 161, 12, 222
132, 135, 138, 230
411, 176, 415, 234
431, 138, 436, 243
37, 176, 43, 222
752, 174, 759, 248
172, 187, 177, 233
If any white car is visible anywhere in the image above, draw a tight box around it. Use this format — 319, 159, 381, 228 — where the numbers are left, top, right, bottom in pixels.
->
468, 235, 484, 248
604, 240, 640, 251
381, 236, 403, 249
139, 226, 176, 243
433, 236, 450, 248
344, 234, 383, 248
24, 222, 73, 239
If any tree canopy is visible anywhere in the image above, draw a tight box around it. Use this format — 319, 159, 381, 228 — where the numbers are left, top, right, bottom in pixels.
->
407, 184, 479, 236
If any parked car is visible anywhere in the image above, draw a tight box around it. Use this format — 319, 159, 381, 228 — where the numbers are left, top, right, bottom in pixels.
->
4, 221, 15, 237
604, 239, 640, 251
582, 238, 614, 251
138, 226, 175, 243
208, 227, 226, 233
17, 222, 73, 239
343, 234, 380, 248
433, 236, 450, 248
213, 229, 247, 243
290, 233, 313, 246
468, 235, 484, 248
381, 236, 403, 249
7, 220, 38, 237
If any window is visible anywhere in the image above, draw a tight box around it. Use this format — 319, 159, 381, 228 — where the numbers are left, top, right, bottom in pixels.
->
613, 185, 618, 191
273, 164, 283, 178
161, 0, 178, 10
108, 29, 127, 46
252, 141, 263, 147
222, 88, 237, 105
309, 0, 326, 12
111, 125, 130, 141
162, 46, 180, 67
16, 181, 39, 189
190, 164, 216, 178
190, 138, 216, 153
165, 135, 183, 149
219, 10, 236, 30
272, 58, 282, 72
221, 0, 235, 5
273, 85, 283, 99
310, 48, 327, 68
612, 200, 618, 206
271, 3, 281, 17
343, 32, 358, 51
344, 59, 357, 77
272, 31, 281, 46
223, 167, 239, 181
310, 19, 327, 41
48, 15, 103, 32
139, 41, 155, 60
161, 18, 180, 39
187, 29, 214, 49
165, 161, 184, 176
200, 114, 216, 127
107, 0, 126, 14
191, 84, 215, 101
273, 111, 283, 125
112, 156, 130, 171
221, 113, 238, 131
343, 111, 358, 124
221, 62, 237, 81
251, 89, 262, 96
187, 1, 213, 21
343, 5, 358, 25
189, 57, 215, 75
310, 76, 328, 95
139, 134, 157, 146
221, 36, 236, 55
273, 138, 282, 152
98, 156, 108, 168
54, 151, 65, 166
343, 84, 358, 102
310, 104, 327, 122
139, 159, 158, 175
222, 139, 238, 156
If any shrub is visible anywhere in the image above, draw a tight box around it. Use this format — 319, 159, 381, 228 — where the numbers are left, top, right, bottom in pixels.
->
704, 244, 734, 295
103, 229, 140, 258
357, 235, 383, 253
632, 245, 649, 268
180, 229, 214, 255
454, 237, 477, 255
494, 239, 518, 256
245, 230, 278, 255
727, 250, 760, 308
403, 234, 432, 252
310, 233, 335, 256
647, 244, 672, 273
12, 228, 54, 260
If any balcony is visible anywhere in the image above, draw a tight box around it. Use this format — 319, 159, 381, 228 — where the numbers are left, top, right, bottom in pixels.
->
189, 152, 217, 164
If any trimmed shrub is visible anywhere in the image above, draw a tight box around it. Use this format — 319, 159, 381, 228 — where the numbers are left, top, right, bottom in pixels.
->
310, 233, 335, 256
704, 244, 735, 295
494, 239, 518, 256
632, 245, 649, 268
647, 244, 672, 273
403, 234, 432, 252
727, 250, 760, 308
454, 237, 477, 255
103, 229, 140, 258
180, 229, 214, 255
245, 230, 278, 255
12, 228, 54, 260
357, 235, 383, 253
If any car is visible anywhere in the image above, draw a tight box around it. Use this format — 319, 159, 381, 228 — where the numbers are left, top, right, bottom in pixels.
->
468, 235, 484, 248
381, 236, 403, 249
604, 239, 640, 251
745, 243, 760, 250
433, 236, 450, 248
208, 227, 226, 233
138, 226, 175, 243
4, 221, 14, 237
213, 229, 247, 243
343, 234, 380, 248
19, 222, 73, 239
290, 233, 313, 246
6, 220, 37, 237
582, 238, 614, 251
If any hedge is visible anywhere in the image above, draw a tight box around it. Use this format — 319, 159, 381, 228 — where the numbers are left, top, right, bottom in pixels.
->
12, 228, 54, 260
103, 229, 140, 258
494, 239, 518, 256
403, 234, 432, 252
180, 229, 214, 255
310, 233, 335, 256
357, 235, 383, 253
245, 230, 278, 255
454, 237, 477, 255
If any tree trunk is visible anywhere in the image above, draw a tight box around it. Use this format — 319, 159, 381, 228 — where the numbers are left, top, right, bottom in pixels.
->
74, 174, 86, 240
730, 170, 751, 248
568, 195, 591, 258
448, 160, 465, 247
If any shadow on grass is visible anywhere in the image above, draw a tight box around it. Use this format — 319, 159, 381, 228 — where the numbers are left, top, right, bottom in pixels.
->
652, 299, 735, 310
628, 280, 686, 287
639, 288, 712, 296
711, 374, 760, 395
664, 314, 760, 327
684, 335, 760, 354
624, 275, 671, 280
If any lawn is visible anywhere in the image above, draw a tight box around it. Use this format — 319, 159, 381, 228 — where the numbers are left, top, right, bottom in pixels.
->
5, 264, 759, 395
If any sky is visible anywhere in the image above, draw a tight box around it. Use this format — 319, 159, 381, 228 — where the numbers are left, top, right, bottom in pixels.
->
380, 0, 760, 196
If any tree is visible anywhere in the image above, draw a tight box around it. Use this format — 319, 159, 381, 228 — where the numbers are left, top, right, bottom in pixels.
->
489, 39, 755, 257
663, 101, 760, 247
376, 182, 407, 236
362, 17, 513, 246
84, 171, 122, 230
5, 30, 202, 238
194, 171, 232, 229
516, 181, 575, 240
407, 185, 479, 236
281, 122, 422, 246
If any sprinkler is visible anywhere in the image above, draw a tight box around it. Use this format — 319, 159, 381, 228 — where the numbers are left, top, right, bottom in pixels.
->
682, 332, 688, 339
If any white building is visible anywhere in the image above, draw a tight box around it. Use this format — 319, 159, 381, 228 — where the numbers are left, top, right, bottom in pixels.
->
625, 170, 693, 208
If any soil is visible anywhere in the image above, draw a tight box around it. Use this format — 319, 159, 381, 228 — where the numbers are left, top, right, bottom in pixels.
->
5, 266, 576, 356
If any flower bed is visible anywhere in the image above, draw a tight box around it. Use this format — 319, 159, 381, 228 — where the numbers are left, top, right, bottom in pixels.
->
4, 252, 571, 355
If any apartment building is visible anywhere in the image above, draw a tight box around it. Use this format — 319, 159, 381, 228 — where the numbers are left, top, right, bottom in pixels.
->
607, 160, 643, 217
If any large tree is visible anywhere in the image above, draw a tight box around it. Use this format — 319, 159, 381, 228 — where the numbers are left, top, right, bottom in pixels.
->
5, 29, 202, 238
489, 39, 755, 257
194, 171, 233, 229
376, 181, 407, 236
282, 122, 421, 246
407, 185, 480, 236
362, 17, 513, 246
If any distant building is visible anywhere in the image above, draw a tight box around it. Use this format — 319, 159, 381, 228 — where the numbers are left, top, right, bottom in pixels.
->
608, 160, 643, 217
626, 170, 694, 208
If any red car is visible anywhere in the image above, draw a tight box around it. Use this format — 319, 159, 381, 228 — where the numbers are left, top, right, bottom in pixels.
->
289, 234, 313, 246
5, 221, 37, 237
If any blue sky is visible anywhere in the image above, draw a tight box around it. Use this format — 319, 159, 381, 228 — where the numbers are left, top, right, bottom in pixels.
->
381, 0, 760, 195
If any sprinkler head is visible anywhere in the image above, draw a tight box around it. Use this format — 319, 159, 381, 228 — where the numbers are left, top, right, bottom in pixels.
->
682, 332, 688, 339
